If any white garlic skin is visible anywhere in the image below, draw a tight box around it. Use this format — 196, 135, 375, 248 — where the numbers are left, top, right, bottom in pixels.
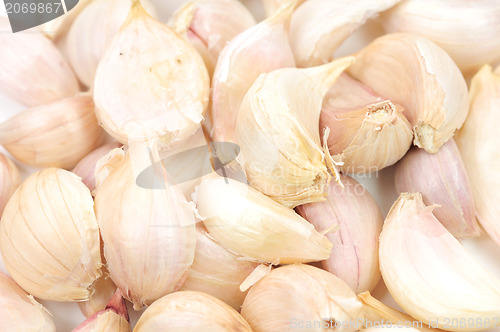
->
0, 153, 20, 216
73, 310, 131, 332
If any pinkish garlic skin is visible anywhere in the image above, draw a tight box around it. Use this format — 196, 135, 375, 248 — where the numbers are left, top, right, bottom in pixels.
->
296, 175, 383, 294
394, 139, 480, 238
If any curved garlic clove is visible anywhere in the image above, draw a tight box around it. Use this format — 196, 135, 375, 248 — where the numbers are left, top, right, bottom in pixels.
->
0, 168, 102, 301
289, 0, 400, 67
210, 1, 295, 143
78, 274, 117, 318
380, 193, 500, 330
38, 0, 92, 40
93, 1, 209, 147
395, 139, 480, 238
0, 94, 105, 169
347, 33, 469, 153
0, 18, 79, 107
237, 57, 354, 208
241, 264, 363, 332
94, 144, 197, 310
169, 0, 256, 77
456, 65, 500, 246
196, 175, 332, 264
381, 0, 500, 75
0, 153, 20, 216
296, 175, 383, 294
94, 148, 126, 192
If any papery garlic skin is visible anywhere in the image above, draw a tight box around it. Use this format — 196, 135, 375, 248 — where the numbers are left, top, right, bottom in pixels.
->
395, 139, 480, 238
0, 169, 102, 301
0, 18, 79, 107
456, 65, 500, 246
0, 153, 20, 216
348, 33, 469, 153
380, 193, 500, 331
196, 176, 332, 264
296, 175, 383, 294
93, 1, 209, 147
241, 264, 363, 332
78, 275, 117, 318
237, 57, 354, 208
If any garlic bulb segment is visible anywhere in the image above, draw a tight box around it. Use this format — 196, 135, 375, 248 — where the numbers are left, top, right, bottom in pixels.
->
236, 57, 354, 208
289, 0, 400, 67
169, 0, 256, 77
0, 94, 105, 169
38, 0, 92, 40
0, 272, 55, 332
94, 143, 197, 309
395, 139, 480, 238
380, 193, 500, 330
94, 147, 126, 192
347, 33, 469, 153
93, 1, 209, 147
296, 175, 383, 294
210, 1, 295, 143
456, 65, 500, 246
0, 153, 20, 216
381, 0, 500, 75
0, 18, 79, 107
78, 274, 117, 318
196, 175, 332, 264
241, 264, 363, 332
133, 291, 252, 332
180, 226, 259, 310
0, 168, 102, 301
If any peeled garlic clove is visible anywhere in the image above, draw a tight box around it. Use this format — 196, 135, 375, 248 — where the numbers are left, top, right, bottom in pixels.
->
395, 139, 480, 238
241, 264, 363, 332
94, 144, 196, 310
0, 153, 20, 216
0, 18, 79, 107
93, 1, 209, 147
237, 57, 354, 207
78, 274, 117, 318
180, 226, 259, 310
196, 175, 332, 264
0, 94, 105, 169
296, 175, 383, 294
0, 168, 102, 301
169, 0, 256, 77
380, 193, 500, 330
289, 0, 400, 67
74, 291, 130, 332
134, 291, 252, 331
210, 1, 295, 143
347, 33, 469, 153
456, 65, 500, 246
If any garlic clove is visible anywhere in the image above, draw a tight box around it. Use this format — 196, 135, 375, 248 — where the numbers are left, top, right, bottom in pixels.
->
241, 264, 363, 332
347, 33, 469, 153
260, 0, 302, 17
237, 56, 354, 208
38, 0, 93, 41
195, 175, 332, 264
210, 1, 295, 143
78, 273, 117, 318
93, 0, 209, 147
289, 0, 400, 67
296, 175, 383, 294
0, 153, 21, 216
0, 168, 102, 301
456, 65, 500, 246
133, 291, 252, 331
0, 94, 105, 169
395, 139, 480, 238
380, 193, 500, 330
94, 147, 126, 193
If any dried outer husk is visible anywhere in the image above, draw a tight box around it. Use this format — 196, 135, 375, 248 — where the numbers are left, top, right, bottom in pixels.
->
0, 153, 21, 216
78, 273, 117, 318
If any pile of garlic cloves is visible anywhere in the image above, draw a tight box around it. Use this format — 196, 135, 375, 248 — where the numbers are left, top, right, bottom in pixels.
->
0, 0, 500, 331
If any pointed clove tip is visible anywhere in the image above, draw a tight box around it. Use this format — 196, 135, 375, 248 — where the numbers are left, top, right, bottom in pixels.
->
105, 289, 130, 322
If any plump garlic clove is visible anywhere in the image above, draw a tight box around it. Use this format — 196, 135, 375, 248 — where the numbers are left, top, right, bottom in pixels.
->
195, 175, 332, 264
210, 1, 295, 143
0, 94, 105, 169
0, 18, 79, 107
78, 274, 117, 318
347, 33, 469, 153
241, 264, 363, 332
395, 139, 480, 238
237, 57, 354, 207
296, 175, 383, 294
0, 153, 20, 216
93, 0, 209, 147
134, 291, 252, 331
289, 0, 400, 67
456, 65, 500, 246
0, 168, 102, 301
380, 193, 500, 330
38, 0, 92, 41
169, 0, 256, 77
94, 143, 197, 310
